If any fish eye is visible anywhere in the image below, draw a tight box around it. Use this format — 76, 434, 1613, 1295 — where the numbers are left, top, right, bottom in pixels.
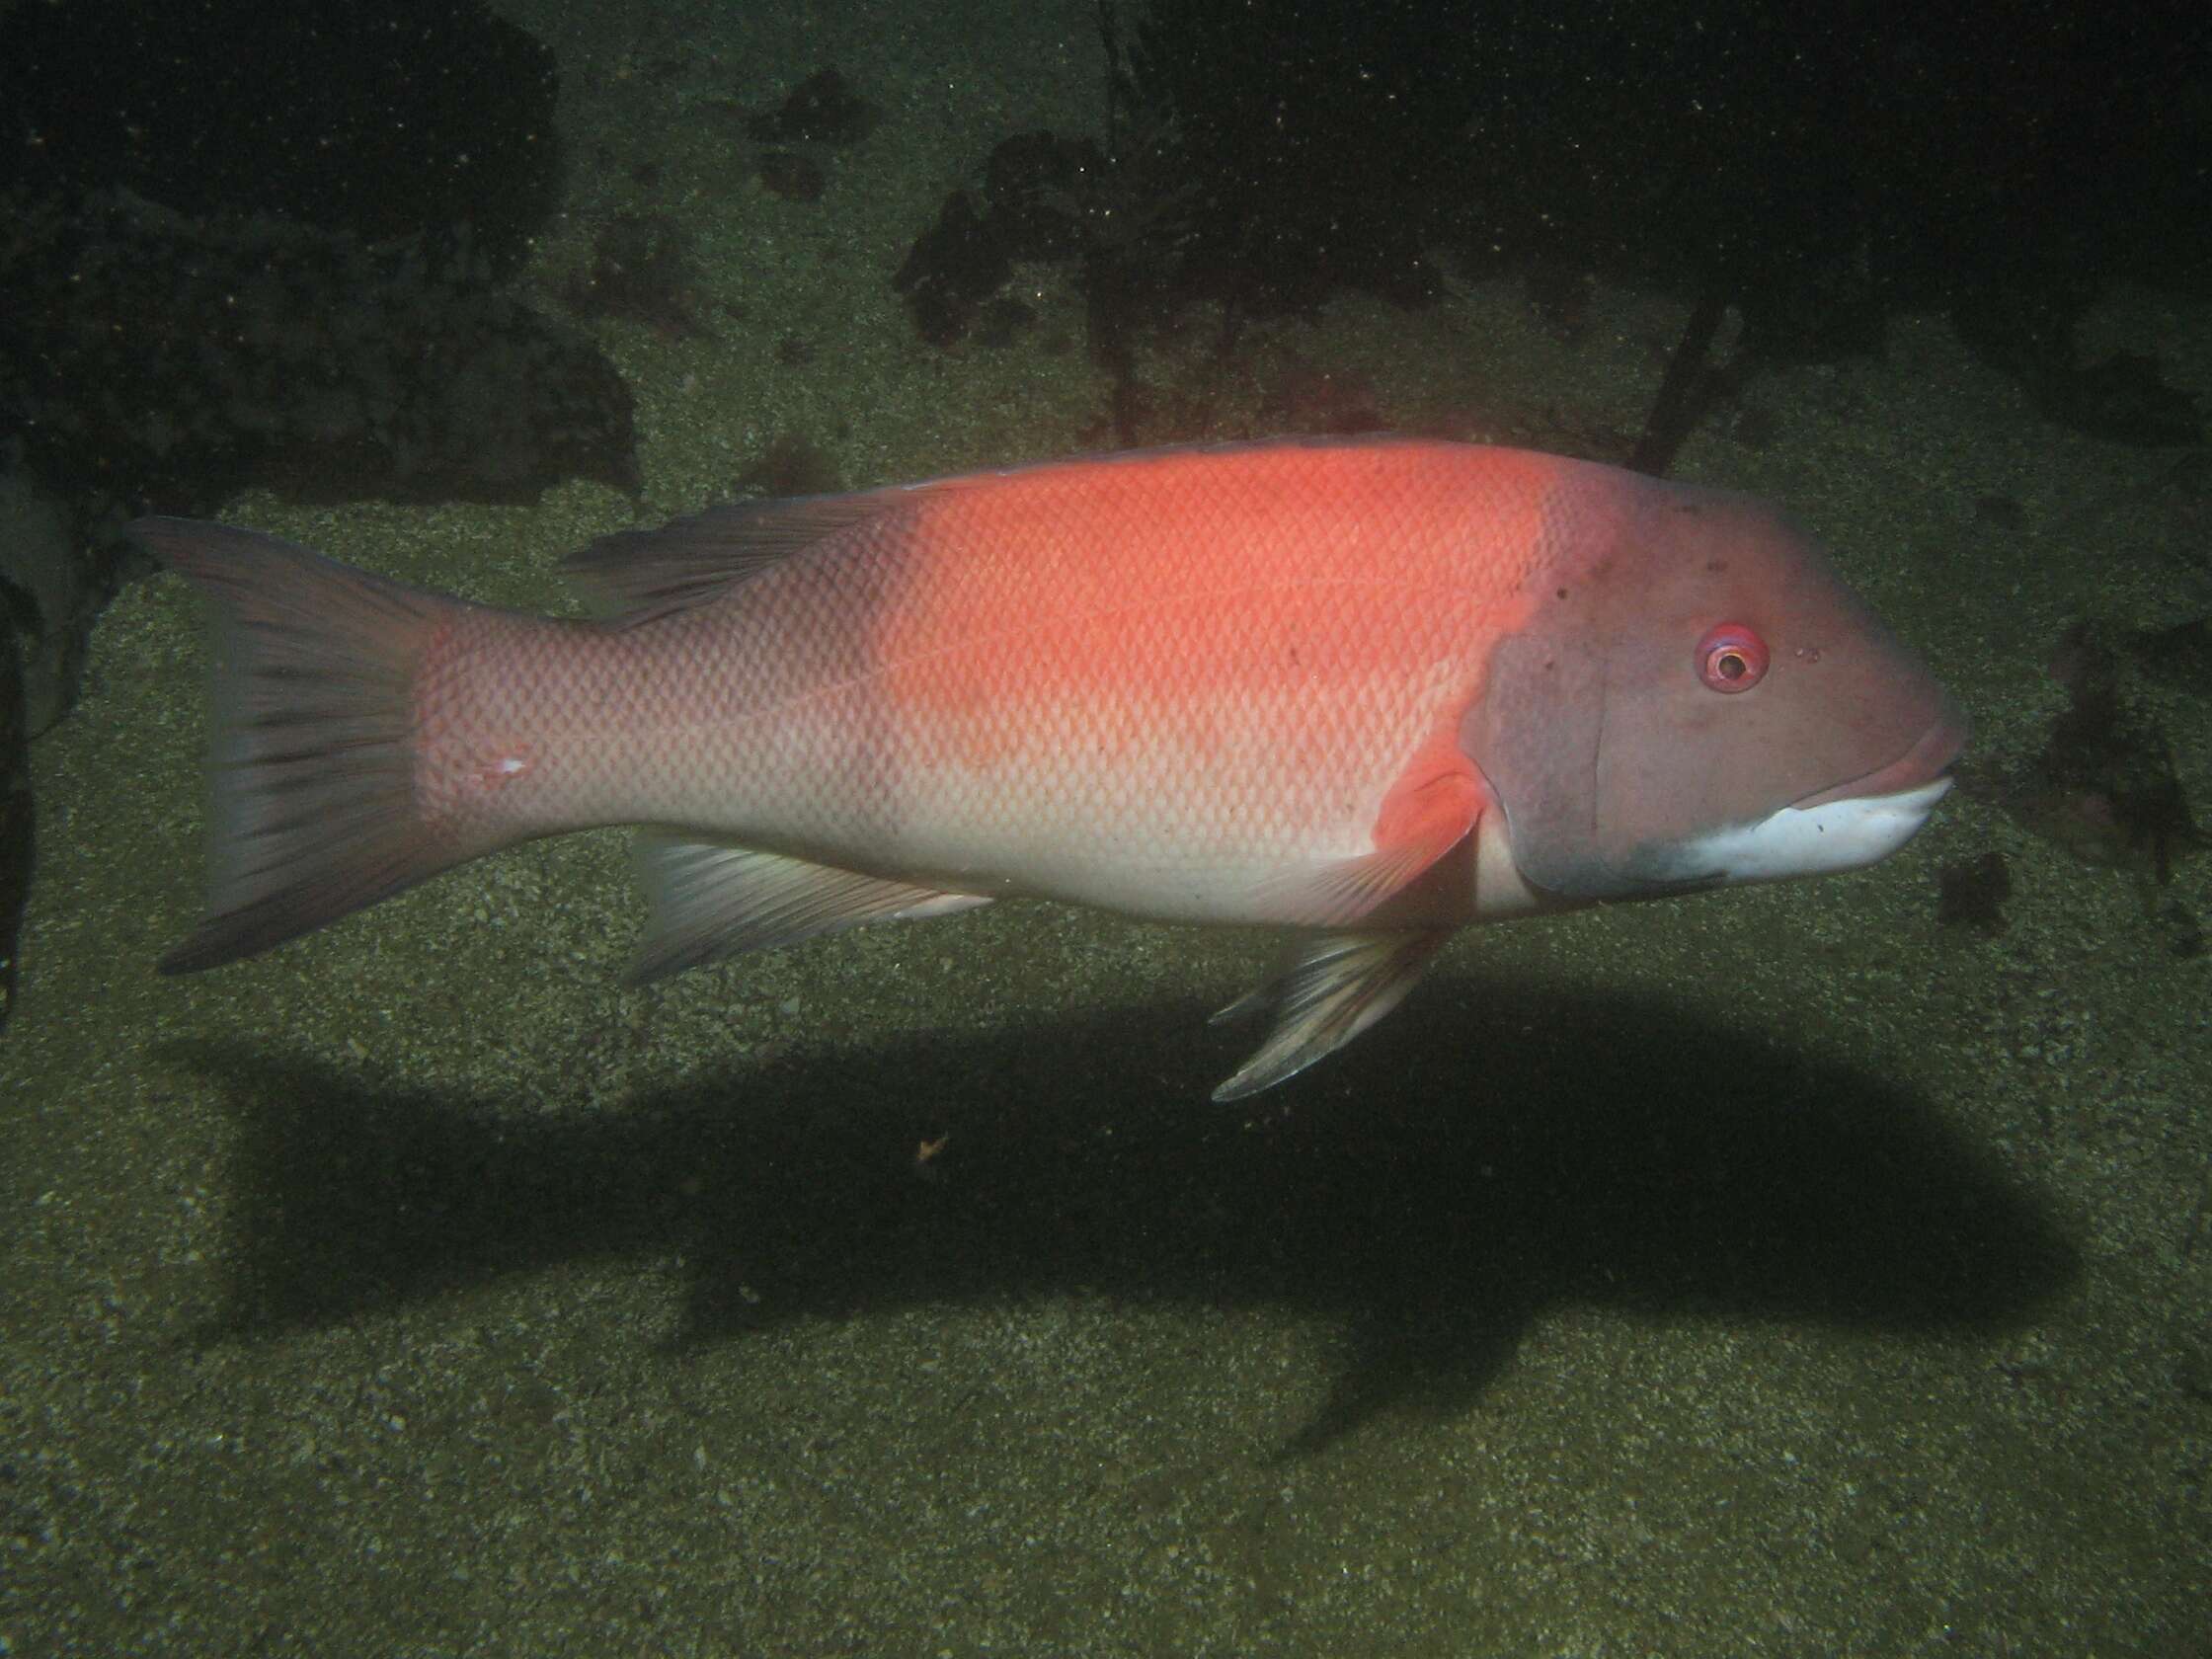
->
1695, 623, 1769, 693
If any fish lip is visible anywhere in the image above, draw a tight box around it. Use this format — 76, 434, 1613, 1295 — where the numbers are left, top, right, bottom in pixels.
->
1788, 704, 1970, 814
1600, 706, 1967, 897
1662, 770, 1958, 891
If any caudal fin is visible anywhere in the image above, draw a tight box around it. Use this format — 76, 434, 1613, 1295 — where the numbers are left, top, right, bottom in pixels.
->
130, 517, 478, 973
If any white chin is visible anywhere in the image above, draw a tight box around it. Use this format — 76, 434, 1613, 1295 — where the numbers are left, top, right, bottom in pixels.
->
1693, 776, 1954, 885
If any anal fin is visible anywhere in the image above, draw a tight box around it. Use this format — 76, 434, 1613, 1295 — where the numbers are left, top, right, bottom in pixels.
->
633, 836, 989, 982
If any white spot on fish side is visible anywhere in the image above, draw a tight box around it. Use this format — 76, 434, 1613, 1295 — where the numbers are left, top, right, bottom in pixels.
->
471, 751, 530, 791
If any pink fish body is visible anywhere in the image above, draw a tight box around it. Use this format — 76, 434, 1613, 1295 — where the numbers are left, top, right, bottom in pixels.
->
133, 437, 1964, 1096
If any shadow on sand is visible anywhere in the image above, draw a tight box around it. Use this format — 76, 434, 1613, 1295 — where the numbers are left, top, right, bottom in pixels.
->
162, 973, 2075, 1452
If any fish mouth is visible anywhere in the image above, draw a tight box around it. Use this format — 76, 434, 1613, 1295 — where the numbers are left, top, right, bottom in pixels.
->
1763, 773, 1955, 873
1512, 701, 1971, 900
1641, 774, 1950, 890
1642, 708, 1969, 891
1790, 704, 1969, 815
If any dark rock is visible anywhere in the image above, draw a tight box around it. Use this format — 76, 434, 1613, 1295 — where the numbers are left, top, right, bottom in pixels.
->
975, 298, 1038, 350
0, 192, 639, 513
0, 0, 562, 277
899, 0, 2212, 456
1736, 250, 1887, 363
895, 128, 1152, 429
746, 69, 881, 146
1525, 262, 1594, 344
1953, 285, 2204, 447
985, 133, 1102, 261
2126, 616, 2212, 695
0, 610, 28, 1034
2014, 623, 2203, 884
2053, 353, 2202, 447
2156, 898, 2205, 960
1724, 404, 1783, 451
0, 468, 112, 738
563, 213, 717, 341
1936, 852, 2013, 934
893, 194, 1011, 347
1261, 360, 1387, 435
756, 152, 829, 204
735, 434, 841, 500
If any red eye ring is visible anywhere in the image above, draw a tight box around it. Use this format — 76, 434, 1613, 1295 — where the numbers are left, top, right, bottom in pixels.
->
1695, 623, 1769, 693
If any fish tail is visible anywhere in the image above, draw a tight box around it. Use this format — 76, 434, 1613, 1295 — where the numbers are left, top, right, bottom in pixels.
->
130, 516, 487, 974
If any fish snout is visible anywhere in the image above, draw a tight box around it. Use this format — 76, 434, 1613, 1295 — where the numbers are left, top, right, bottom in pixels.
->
1790, 697, 1970, 816
1701, 702, 1968, 886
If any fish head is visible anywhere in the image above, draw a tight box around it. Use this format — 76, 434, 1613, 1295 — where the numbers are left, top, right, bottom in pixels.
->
1464, 476, 1968, 903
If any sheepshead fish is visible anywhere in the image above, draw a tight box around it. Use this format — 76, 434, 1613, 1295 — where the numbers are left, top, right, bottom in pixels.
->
131, 437, 1965, 1097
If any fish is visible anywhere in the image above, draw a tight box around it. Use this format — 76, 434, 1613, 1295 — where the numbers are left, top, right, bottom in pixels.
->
128, 436, 1966, 1098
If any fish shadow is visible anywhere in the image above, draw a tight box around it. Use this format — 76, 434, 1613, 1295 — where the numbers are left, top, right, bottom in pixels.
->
165, 975, 2076, 1450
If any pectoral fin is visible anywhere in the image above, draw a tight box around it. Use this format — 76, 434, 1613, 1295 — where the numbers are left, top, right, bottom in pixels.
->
1243, 747, 1486, 927
632, 836, 989, 982
1210, 928, 1454, 1100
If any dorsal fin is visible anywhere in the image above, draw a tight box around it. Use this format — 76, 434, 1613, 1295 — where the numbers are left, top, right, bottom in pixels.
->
566, 436, 1460, 627
566, 489, 909, 626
